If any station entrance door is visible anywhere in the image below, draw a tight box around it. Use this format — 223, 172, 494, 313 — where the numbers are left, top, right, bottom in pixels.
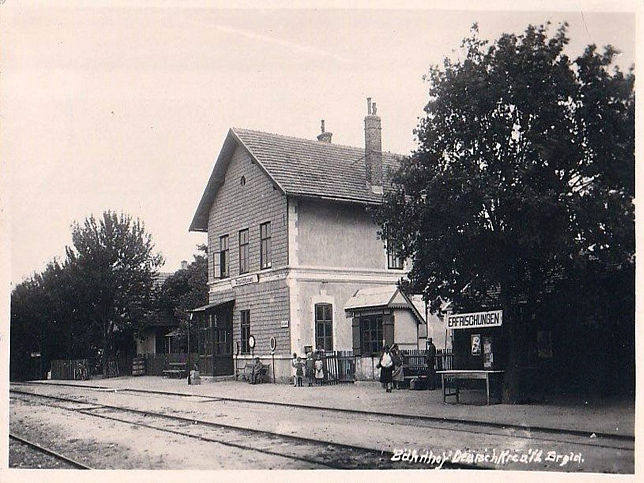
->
198, 301, 234, 376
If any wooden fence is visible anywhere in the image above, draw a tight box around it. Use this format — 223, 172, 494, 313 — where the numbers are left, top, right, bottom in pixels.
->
322, 350, 355, 383
319, 349, 452, 383
50, 359, 91, 380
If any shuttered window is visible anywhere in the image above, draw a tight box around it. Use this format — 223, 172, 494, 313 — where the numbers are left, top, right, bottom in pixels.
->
360, 315, 383, 354
219, 235, 229, 278
260, 222, 272, 269
240, 310, 250, 355
239, 229, 249, 274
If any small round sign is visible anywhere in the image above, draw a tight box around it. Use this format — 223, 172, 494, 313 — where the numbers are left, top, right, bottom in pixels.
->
248, 335, 256, 349
269, 336, 277, 353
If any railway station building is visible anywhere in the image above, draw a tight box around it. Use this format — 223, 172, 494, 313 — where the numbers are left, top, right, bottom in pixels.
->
189, 100, 428, 381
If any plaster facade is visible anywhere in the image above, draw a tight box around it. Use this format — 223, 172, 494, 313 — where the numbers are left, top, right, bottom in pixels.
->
194, 124, 429, 381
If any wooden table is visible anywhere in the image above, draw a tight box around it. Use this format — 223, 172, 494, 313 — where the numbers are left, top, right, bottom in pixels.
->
436, 370, 505, 405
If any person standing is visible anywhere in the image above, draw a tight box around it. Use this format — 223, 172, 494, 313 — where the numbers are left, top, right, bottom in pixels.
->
314, 351, 325, 385
305, 352, 315, 386
391, 344, 404, 390
292, 354, 304, 387
426, 338, 437, 390
378, 345, 394, 392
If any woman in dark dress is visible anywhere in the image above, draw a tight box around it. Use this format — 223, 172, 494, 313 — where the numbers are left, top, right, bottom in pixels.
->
390, 344, 404, 390
378, 345, 394, 392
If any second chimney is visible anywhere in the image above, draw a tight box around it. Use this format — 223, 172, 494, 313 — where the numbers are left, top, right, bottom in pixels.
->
364, 98, 383, 193
181, 260, 188, 270
317, 119, 333, 143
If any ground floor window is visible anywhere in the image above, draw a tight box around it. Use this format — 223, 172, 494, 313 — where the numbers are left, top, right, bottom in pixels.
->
199, 314, 213, 356
315, 303, 333, 351
240, 310, 250, 354
360, 314, 383, 354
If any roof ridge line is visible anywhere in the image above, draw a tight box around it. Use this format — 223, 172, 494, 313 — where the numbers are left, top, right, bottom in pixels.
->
232, 126, 405, 157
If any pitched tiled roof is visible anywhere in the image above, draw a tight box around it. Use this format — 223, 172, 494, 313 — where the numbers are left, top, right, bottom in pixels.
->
189, 128, 404, 232
233, 128, 402, 202
344, 285, 425, 323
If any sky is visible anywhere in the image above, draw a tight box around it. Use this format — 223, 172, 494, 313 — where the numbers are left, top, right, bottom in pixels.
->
2, 2, 636, 285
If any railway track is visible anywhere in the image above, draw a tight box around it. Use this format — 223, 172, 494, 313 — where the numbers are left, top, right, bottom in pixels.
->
10, 389, 479, 470
12, 381, 635, 448
9, 433, 92, 469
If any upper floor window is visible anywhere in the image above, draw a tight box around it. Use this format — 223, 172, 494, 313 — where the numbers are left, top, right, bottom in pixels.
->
239, 229, 249, 274
387, 240, 404, 270
260, 222, 272, 269
219, 235, 229, 278
315, 303, 333, 351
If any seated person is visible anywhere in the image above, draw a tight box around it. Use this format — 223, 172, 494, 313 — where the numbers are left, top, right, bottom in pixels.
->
250, 357, 263, 384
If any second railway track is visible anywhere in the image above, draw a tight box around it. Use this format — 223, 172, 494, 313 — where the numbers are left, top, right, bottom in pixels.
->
12, 381, 634, 449
9, 433, 92, 469
10, 389, 478, 470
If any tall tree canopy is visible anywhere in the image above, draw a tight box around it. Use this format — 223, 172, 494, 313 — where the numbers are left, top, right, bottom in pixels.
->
65, 211, 164, 375
374, 23, 634, 401
155, 245, 208, 351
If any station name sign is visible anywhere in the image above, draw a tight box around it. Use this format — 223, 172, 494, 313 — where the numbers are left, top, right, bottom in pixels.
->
232, 274, 259, 287
447, 310, 503, 330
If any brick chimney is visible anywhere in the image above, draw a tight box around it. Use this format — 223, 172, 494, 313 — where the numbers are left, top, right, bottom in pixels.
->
181, 260, 188, 270
317, 119, 333, 143
364, 98, 383, 194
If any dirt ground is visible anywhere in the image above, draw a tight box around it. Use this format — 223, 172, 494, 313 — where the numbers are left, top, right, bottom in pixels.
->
8, 382, 634, 473
9, 395, 326, 469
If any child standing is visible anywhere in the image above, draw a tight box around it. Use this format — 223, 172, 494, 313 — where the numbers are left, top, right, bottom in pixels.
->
292, 355, 304, 387
305, 352, 315, 386
314, 353, 324, 385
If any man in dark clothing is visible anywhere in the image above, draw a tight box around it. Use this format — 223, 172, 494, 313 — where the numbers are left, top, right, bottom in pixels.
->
251, 357, 264, 384
426, 338, 437, 390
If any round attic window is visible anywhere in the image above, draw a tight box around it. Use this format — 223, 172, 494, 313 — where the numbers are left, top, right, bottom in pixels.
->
240, 176, 246, 186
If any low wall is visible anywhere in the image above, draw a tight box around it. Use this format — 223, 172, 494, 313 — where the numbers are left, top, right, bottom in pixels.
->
234, 354, 293, 383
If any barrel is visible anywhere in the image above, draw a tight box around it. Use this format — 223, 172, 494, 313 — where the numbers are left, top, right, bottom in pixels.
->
132, 357, 145, 376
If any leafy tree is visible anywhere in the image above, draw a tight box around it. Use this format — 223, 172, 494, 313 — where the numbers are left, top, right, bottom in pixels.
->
374, 23, 634, 402
10, 275, 47, 380
155, 245, 208, 352
11, 260, 81, 379
65, 211, 163, 375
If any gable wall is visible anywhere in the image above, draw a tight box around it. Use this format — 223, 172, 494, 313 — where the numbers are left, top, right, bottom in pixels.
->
207, 145, 288, 283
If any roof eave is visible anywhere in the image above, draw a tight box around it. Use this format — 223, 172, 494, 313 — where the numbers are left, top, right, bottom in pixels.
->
290, 192, 384, 206
189, 129, 239, 232
344, 303, 390, 312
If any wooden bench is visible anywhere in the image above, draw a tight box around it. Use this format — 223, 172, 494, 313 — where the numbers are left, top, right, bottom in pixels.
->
239, 362, 270, 384
402, 354, 428, 381
163, 362, 188, 379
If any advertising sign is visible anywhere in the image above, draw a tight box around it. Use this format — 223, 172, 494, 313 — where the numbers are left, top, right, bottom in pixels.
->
447, 310, 503, 330
471, 334, 481, 355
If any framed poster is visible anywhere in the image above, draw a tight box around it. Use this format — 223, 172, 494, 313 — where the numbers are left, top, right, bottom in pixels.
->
483, 337, 493, 368
471, 333, 481, 356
